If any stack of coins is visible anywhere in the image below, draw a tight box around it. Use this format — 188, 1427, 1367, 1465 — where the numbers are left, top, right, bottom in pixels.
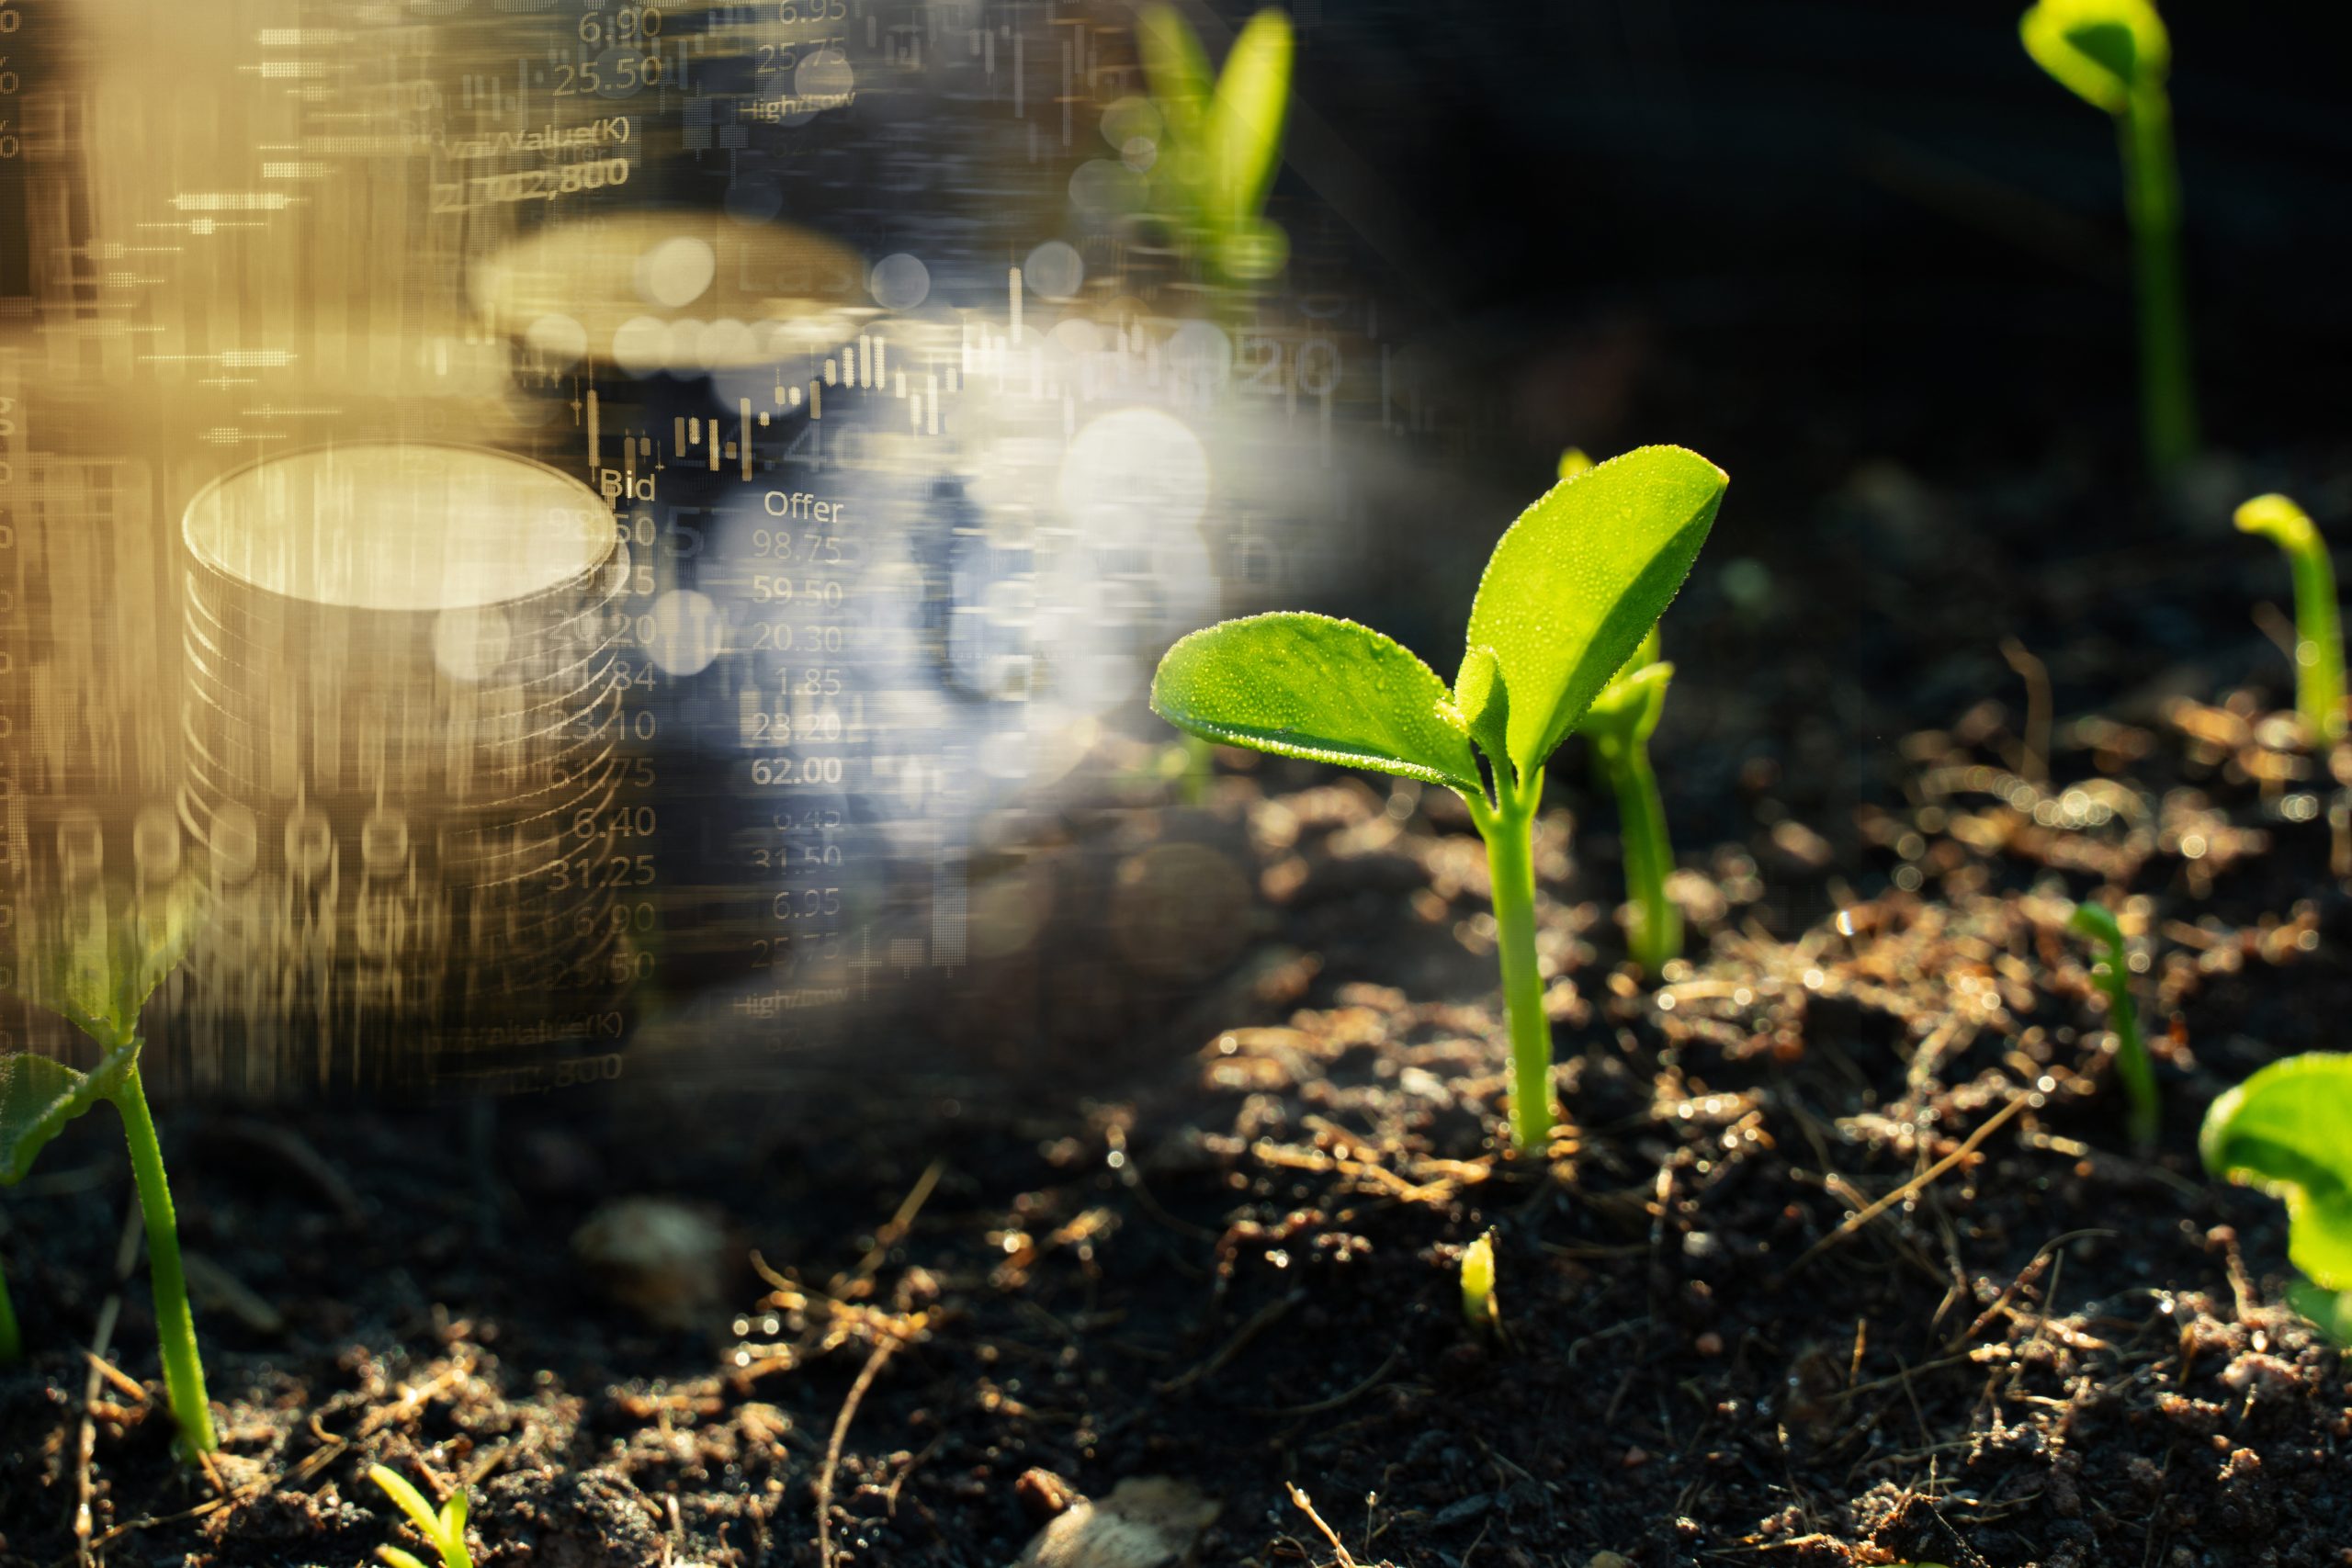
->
176, 444, 628, 1084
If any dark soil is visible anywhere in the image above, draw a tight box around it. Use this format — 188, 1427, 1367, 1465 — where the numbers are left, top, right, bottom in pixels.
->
7, 513, 2352, 1568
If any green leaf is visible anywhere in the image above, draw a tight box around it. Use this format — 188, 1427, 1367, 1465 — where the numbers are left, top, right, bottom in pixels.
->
1582, 629, 1672, 749
377, 1551, 434, 1568
1151, 612, 1484, 791
1464, 445, 1726, 778
1136, 6, 1214, 151
0, 1041, 138, 1185
2021, 0, 2168, 115
2201, 1054, 2352, 1291
15, 875, 202, 1048
370, 1463, 446, 1538
1202, 9, 1293, 227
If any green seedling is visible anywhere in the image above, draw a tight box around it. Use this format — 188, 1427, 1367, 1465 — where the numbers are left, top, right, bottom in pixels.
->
2067, 901, 2157, 1150
1556, 447, 1593, 481
2201, 1053, 2352, 1341
368, 1462, 476, 1568
0, 1237, 19, 1363
1583, 627, 1681, 972
1151, 446, 1726, 1151
1136, 5, 1293, 281
2234, 493, 2345, 745
1460, 1230, 1498, 1333
2020, 0, 2196, 479
0, 872, 214, 1453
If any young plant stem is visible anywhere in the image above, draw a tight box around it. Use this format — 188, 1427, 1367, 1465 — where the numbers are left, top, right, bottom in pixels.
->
1182, 731, 1213, 806
2284, 533, 2346, 743
1468, 778, 1552, 1154
2120, 84, 2196, 479
2101, 969, 2159, 1153
1596, 737, 1680, 972
0, 1250, 20, 1363
109, 1061, 217, 1455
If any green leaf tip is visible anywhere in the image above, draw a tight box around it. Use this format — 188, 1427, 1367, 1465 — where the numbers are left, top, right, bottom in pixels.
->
2234, 493, 2319, 551
1464, 444, 1726, 777
1136, 5, 1214, 145
1204, 9, 1293, 226
2021, 0, 2168, 115
2200, 1054, 2352, 1291
1149, 612, 1483, 791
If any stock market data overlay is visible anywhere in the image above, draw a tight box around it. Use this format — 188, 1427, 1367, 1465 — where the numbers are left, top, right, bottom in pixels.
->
0, 0, 1488, 1098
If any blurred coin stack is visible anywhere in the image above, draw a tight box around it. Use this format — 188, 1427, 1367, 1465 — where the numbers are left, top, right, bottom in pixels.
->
176, 444, 629, 1086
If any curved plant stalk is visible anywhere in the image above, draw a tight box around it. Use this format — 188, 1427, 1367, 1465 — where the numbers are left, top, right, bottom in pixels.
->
1152, 446, 1727, 1152
2067, 901, 2156, 1150
2021, 0, 2196, 479
2234, 493, 2344, 744
1584, 630, 1681, 972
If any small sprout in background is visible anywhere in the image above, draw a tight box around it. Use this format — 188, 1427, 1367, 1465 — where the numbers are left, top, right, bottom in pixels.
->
2233, 493, 2345, 745
2020, 0, 2196, 479
2200, 1053, 2352, 1341
0, 1237, 19, 1364
1556, 446, 1594, 480
1152, 446, 1726, 1151
1, 872, 214, 1453
1583, 628, 1682, 972
1460, 1230, 1498, 1334
2066, 901, 2157, 1150
1136, 6, 1294, 282
368, 1462, 476, 1568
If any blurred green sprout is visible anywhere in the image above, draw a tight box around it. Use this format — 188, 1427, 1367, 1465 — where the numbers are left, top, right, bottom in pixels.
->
1460, 1230, 1498, 1333
2067, 900, 2156, 1151
1582, 627, 1681, 972
2020, 0, 2195, 478
369, 1462, 476, 1568
2234, 493, 2344, 745
1136, 5, 1293, 282
1, 871, 215, 1454
2201, 1054, 2352, 1342
1151, 446, 1725, 1152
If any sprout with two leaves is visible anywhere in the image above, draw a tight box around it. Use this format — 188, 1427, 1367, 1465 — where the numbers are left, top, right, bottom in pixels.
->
1150, 446, 1726, 1152
1135, 5, 1294, 283
369, 1461, 478, 1568
0, 871, 215, 1453
2020, 0, 2195, 478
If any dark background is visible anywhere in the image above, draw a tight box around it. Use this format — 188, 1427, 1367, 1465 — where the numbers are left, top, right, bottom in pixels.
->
1280, 0, 2351, 479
